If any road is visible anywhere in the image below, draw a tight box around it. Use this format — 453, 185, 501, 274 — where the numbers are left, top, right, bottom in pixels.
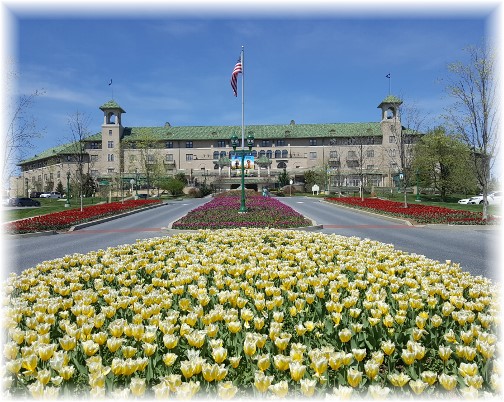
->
2, 196, 500, 282
278, 197, 501, 282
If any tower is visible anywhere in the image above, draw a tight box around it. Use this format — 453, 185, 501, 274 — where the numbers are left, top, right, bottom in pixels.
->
99, 100, 125, 176
378, 95, 402, 143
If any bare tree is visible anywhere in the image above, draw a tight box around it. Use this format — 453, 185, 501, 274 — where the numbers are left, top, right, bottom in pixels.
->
442, 45, 499, 220
3, 89, 45, 185
387, 100, 425, 207
67, 111, 92, 211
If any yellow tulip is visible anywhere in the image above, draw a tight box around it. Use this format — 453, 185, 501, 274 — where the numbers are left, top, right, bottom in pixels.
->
347, 368, 362, 388
338, 328, 352, 343
163, 352, 177, 367
36, 368, 52, 385
129, 377, 146, 397
459, 362, 478, 378
409, 379, 428, 395
388, 372, 410, 387
381, 340, 395, 356
122, 345, 137, 359
289, 361, 306, 382
269, 380, 289, 398
352, 348, 366, 362
439, 373, 457, 391
257, 354, 270, 371
106, 337, 123, 353
4, 342, 19, 360
6, 358, 22, 374
212, 347, 227, 364
217, 381, 238, 399
229, 356, 241, 368
401, 349, 416, 365
272, 355, 290, 373
364, 360, 380, 381
300, 378, 317, 397
227, 321, 242, 334
58, 365, 75, 381
420, 371, 437, 386
438, 345, 452, 361
254, 371, 273, 393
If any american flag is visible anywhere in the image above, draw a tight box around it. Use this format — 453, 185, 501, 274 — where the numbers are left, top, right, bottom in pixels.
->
230, 57, 242, 97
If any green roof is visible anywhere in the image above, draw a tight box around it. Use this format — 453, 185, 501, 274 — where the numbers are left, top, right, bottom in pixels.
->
99, 100, 125, 113
378, 95, 403, 106
19, 142, 77, 164
122, 122, 383, 141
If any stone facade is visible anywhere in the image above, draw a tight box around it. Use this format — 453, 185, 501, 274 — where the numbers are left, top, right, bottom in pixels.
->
11, 96, 416, 197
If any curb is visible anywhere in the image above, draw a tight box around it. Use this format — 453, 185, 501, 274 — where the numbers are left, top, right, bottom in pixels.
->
319, 199, 414, 226
6, 202, 167, 238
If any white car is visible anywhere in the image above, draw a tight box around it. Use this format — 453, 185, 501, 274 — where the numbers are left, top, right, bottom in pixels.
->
458, 197, 473, 204
467, 192, 502, 205
40, 191, 62, 199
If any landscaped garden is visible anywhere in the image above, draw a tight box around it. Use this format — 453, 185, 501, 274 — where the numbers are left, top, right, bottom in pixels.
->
3, 199, 161, 234
325, 197, 500, 225
172, 191, 312, 230
3, 228, 499, 398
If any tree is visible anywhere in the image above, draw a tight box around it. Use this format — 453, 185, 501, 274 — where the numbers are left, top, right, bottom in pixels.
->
158, 177, 185, 196
3, 88, 45, 184
56, 181, 65, 195
388, 100, 425, 207
277, 168, 290, 188
442, 45, 498, 219
67, 111, 92, 211
412, 127, 477, 200
124, 132, 165, 192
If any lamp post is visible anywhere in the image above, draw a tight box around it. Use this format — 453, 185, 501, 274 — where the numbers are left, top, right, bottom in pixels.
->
415, 169, 421, 202
65, 171, 71, 207
135, 168, 139, 198
230, 133, 254, 213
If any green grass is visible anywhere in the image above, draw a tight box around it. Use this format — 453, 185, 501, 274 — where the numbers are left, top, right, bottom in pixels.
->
3, 197, 107, 222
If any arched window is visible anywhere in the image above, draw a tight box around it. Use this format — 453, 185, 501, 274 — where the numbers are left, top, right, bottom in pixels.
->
282, 150, 288, 158
213, 151, 219, 159
386, 107, 395, 119
266, 150, 272, 159
252, 150, 257, 157
220, 151, 227, 158
277, 161, 287, 169
274, 150, 281, 159
214, 164, 219, 170
259, 150, 266, 157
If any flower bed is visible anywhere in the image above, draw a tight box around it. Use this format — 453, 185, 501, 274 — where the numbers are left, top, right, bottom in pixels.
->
4, 229, 499, 398
4, 199, 161, 234
172, 193, 311, 229
325, 197, 498, 225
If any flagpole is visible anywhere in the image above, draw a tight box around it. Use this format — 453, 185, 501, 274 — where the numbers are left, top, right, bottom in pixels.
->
241, 46, 245, 150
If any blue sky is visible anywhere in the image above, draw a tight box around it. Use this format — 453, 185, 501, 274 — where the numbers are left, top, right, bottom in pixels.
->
2, 1, 499, 166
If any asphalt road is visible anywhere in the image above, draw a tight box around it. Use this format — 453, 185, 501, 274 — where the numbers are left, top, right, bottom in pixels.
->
2, 196, 501, 282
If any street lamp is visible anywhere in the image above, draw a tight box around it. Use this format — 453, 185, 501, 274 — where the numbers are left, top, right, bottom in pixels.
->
135, 168, 139, 198
65, 171, 71, 207
231, 132, 254, 213
415, 169, 421, 202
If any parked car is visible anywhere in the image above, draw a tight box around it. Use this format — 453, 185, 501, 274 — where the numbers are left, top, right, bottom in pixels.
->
40, 191, 62, 199
9, 197, 41, 207
29, 191, 44, 198
458, 197, 473, 204
137, 193, 149, 199
467, 192, 503, 205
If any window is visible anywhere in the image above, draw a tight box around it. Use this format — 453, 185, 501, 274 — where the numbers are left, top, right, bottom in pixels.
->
108, 168, 115, 174
366, 165, 375, 170
274, 150, 281, 158
261, 140, 270, 147
166, 141, 173, 148
309, 152, 317, 159
347, 151, 356, 158
89, 142, 101, 149
91, 170, 99, 176
166, 154, 174, 161
108, 141, 114, 148
276, 139, 285, 146
49, 173, 53, 180
90, 155, 98, 162
217, 140, 226, 147
147, 154, 155, 164
186, 141, 193, 148
309, 139, 317, 146
108, 154, 114, 162
109, 130, 112, 136
389, 149, 397, 157
329, 151, 338, 159
389, 136, 396, 143
266, 150, 273, 159
282, 150, 288, 158
220, 151, 227, 158
367, 149, 375, 158
186, 154, 193, 161
213, 151, 219, 159
57, 171, 60, 179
